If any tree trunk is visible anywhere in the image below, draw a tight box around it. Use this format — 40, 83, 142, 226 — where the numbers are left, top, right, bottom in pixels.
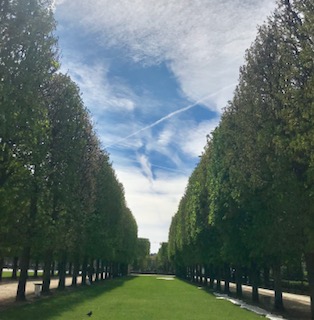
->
113, 262, 118, 278
107, 263, 111, 278
123, 263, 128, 276
263, 266, 270, 288
273, 263, 284, 310
251, 263, 259, 302
209, 265, 214, 289
235, 265, 243, 297
305, 252, 314, 320
12, 257, 18, 279
216, 267, 221, 291
224, 264, 230, 294
34, 260, 39, 278
216, 278, 221, 291
95, 259, 100, 282
100, 260, 104, 280
196, 265, 200, 283
16, 246, 31, 301
0, 257, 4, 281
50, 261, 55, 277
68, 262, 73, 276
58, 251, 67, 290
204, 265, 209, 286
42, 250, 53, 294
191, 265, 195, 282
71, 258, 79, 286
196, 265, 200, 284
16, 177, 39, 301
81, 256, 88, 286
187, 266, 191, 281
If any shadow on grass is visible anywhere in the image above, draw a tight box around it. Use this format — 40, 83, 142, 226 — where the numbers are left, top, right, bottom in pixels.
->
0, 276, 136, 320
178, 278, 312, 320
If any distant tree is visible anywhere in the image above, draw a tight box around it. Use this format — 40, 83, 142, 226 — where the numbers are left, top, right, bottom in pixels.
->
133, 238, 150, 272
157, 243, 173, 274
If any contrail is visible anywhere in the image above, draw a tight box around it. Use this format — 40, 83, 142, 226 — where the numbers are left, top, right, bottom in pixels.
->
105, 83, 236, 148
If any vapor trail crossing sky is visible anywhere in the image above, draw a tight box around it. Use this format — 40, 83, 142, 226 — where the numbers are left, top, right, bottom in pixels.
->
105, 82, 237, 149
54, 0, 276, 252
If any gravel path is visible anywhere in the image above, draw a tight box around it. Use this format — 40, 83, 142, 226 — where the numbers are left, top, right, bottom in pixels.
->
227, 283, 311, 320
0, 276, 82, 308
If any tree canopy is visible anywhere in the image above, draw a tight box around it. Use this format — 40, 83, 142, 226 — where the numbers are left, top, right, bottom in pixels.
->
168, 0, 314, 315
0, 0, 138, 300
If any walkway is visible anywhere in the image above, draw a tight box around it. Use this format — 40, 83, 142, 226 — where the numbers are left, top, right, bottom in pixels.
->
0, 276, 82, 309
226, 282, 311, 320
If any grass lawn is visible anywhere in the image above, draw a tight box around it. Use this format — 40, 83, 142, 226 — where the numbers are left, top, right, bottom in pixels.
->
2, 271, 44, 278
0, 275, 264, 320
1, 271, 12, 278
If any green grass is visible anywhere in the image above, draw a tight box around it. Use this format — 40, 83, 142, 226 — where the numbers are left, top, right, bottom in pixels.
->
1, 271, 12, 278
0, 275, 264, 320
2, 270, 44, 278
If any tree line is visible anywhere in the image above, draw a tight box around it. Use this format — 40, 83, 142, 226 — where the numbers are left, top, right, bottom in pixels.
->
0, 0, 138, 301
168, 0, 314, 317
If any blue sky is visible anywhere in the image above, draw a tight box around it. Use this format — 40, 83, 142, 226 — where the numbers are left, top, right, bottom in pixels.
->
53, 0, 276, 253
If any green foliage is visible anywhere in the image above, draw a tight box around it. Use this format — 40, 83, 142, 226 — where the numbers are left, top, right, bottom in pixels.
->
0, 0, 58, 260
156, 242, 173, 273
168, 2, 314, 311
0, 0, 139, 298
132, 238, 150, 271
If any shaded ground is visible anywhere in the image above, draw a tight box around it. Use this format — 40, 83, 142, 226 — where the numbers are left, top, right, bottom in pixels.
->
0, 276, 82, 309
215, 282, 311, 320
0, 276, 311, 319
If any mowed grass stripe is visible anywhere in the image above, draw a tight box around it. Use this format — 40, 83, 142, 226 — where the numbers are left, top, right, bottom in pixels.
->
0, 275, 263, 320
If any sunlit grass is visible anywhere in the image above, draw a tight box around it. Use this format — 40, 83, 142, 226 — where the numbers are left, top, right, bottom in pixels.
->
0, 275, 264, 320
2, 270, 43, 278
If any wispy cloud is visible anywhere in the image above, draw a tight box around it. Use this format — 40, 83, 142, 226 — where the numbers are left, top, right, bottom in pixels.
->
115, 164, 188, 252
60, 57, 136, 113
179, 119, 219, 157
105, 83, 234, 149
55, 0, 277, 252
56, 0, 275, 110
137, 154, 154, 183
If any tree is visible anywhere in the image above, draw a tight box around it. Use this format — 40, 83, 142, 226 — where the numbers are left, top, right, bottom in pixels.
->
0, 0, 58, 301
133, 238, 150, 272
157, 243, 173, 274
168, 1, 313, 315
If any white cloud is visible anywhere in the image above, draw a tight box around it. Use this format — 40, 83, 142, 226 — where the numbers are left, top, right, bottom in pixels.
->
179, 119, 220, 157
104, 87, 227, 150
115, 164, 188, 253
56, 0, 276, 111
59, 57, 136, 113
54, 0, 278, 253
137, 154, 154, 183
145, 116, 220, 161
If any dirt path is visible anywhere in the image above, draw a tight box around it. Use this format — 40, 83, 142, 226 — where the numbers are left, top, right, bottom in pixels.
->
229, 283, 310, 305
0, 276, 82, 308
226, 282, 311, 320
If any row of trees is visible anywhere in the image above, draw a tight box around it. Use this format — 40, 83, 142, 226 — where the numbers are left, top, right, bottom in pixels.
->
132, 238, 151, 272
132, 240, 174, 274
168, 0, 314, 317
0, 0, 138, 301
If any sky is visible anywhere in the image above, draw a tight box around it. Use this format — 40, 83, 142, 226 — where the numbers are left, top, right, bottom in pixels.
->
53, 0, 276, 253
